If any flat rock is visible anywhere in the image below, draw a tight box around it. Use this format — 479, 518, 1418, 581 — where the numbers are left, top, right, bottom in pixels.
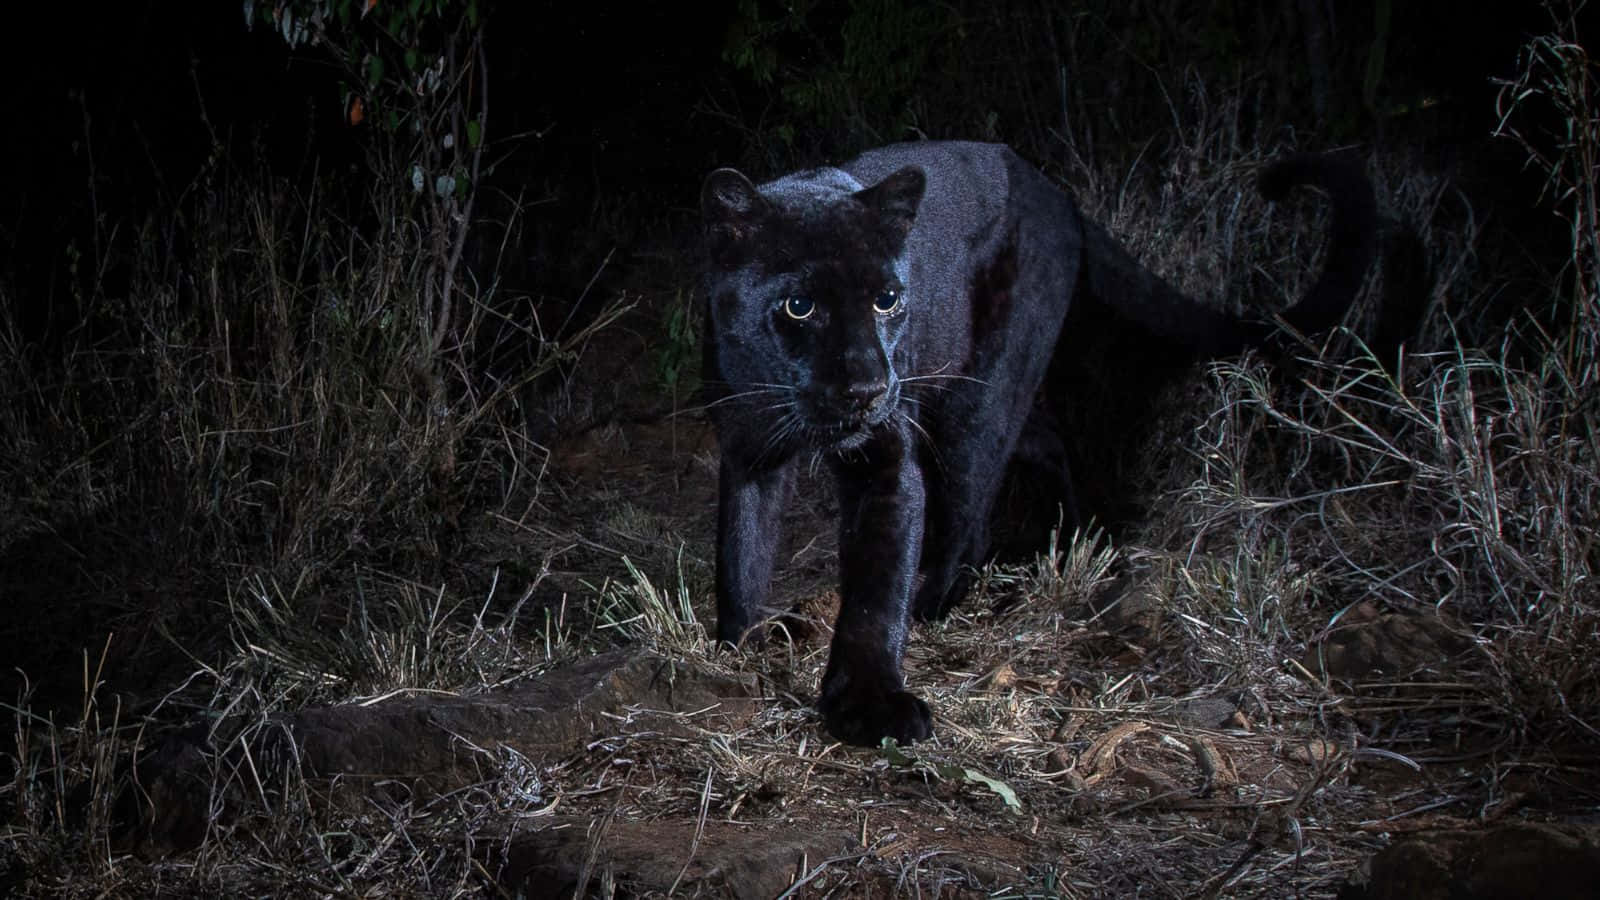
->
493, 817, 849, 900
490, 812, 1035, 898
131, 650, 758, 854
1303, 608, 1471, 683
1339, 823, 1600, 900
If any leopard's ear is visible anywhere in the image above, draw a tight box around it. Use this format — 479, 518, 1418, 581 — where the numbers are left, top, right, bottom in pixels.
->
702, 168, 766, 220
702, 169, 770, 265
855, 165, 926, 240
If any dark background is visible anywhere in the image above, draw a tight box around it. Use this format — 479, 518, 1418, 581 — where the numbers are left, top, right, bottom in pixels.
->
0, 1, 1577, 326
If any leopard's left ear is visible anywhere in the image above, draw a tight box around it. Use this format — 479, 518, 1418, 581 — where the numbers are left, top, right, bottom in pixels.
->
856, 166, 925, 240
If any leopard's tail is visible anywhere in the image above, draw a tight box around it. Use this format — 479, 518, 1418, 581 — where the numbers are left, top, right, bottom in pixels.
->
1080, 152, 1377, 355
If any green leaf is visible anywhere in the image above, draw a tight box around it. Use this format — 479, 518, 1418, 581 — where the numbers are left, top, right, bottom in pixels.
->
877, 737, 914, 765
467, 0, 479, 27
405, 48, 419, 71
1364, 0, 1392, 112
956, 766, 1022, 813
366, 53, 385, 88
466, 120, 481, 148
877, 739, 1022, 814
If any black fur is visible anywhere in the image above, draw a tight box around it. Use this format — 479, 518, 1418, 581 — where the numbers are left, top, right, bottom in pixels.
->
700, 141, 1375, 746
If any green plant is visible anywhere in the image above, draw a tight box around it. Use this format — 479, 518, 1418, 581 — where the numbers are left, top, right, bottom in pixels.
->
655, 290, 700, 405
594, 552, 708, 655
720, 0, 958, 155
876, 738, 1022, 814
248, 0, 489, 355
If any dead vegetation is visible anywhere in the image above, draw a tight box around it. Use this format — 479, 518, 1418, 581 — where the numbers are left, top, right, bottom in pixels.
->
3, 7, 1599, 900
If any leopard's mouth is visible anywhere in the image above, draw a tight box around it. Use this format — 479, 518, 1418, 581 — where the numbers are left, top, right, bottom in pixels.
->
803, 395, 900, 449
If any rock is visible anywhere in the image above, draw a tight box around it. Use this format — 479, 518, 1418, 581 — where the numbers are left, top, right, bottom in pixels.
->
492, 817, 848, 900
1089, 572, 1166, 635
1147, 695, 1239, 729
1304, 610, 1470, 682
1340, 823, 1600, 900
130, 650, 757, 855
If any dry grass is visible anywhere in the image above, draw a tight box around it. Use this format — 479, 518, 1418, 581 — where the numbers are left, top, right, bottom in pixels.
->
0, 140, 631, 895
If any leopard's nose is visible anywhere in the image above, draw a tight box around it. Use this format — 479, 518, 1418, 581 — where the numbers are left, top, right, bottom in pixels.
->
843, 377, 889, 412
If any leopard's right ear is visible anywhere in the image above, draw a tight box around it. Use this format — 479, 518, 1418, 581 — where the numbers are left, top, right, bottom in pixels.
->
702, 168, 766, 220
702, 169, 769, 264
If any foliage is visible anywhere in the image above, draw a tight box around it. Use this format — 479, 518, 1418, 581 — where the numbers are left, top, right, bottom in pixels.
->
721, 0, 960, 157
654, 290, 699, 403
715, 0, 1379, 169
247, 0, 490, 354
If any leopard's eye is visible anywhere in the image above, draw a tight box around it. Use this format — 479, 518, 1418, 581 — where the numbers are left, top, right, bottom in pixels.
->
782, 295, 815, 320
873, 288, 902, 315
